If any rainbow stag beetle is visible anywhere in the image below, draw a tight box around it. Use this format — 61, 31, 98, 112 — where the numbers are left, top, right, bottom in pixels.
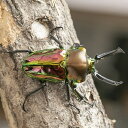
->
1, 27, 125, 112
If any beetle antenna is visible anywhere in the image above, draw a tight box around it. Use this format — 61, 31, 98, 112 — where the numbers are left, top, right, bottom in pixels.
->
93, 70, 123, 86
95, 47, 125, 61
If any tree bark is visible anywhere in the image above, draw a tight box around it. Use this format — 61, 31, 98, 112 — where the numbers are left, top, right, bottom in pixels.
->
0, 0, 114, 128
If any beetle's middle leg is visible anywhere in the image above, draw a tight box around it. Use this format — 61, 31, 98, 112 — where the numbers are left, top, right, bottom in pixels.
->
23, 81, 46, 112
65, 79, 80, 113
65, 79, 70, 101
49, 27, 63, 49
0, 50, 32, 54
70, 81, 93, 107
0, 49, 32, 70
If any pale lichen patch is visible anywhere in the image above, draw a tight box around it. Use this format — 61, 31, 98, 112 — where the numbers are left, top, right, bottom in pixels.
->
31, 21, 49, 39
0, 2, 20, 47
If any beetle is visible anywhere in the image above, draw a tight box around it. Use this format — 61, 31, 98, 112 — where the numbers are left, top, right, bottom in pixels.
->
1, 27, 125, 112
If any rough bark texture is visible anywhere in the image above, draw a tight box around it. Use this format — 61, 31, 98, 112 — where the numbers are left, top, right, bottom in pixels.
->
0, 0, 114, 128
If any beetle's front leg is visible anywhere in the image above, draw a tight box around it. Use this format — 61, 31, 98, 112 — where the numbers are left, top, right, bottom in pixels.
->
49, 27, 63, 49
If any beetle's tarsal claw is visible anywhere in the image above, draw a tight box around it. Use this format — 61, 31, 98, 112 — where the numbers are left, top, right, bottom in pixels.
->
22, 102, 28, 112
22, 95, 30, 112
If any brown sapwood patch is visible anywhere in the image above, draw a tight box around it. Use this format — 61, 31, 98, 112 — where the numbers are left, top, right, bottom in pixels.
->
0, 1, 20, 47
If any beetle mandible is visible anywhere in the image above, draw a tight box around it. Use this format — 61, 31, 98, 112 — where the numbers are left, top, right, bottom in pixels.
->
1, 27, 125, 112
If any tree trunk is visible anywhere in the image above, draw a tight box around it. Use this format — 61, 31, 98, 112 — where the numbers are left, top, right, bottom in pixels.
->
0, 0, 114, 128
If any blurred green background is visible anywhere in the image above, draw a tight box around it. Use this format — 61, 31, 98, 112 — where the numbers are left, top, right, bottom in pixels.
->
0, 0, 128, 128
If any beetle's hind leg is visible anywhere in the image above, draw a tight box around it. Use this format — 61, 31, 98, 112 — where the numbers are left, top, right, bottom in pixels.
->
49, 27, 63, 49
23, 81, 46, 112
95, 47, 125, 60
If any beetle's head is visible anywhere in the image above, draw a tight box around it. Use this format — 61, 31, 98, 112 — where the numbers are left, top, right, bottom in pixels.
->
86, 47, 125, 86
87, 58, 95, 74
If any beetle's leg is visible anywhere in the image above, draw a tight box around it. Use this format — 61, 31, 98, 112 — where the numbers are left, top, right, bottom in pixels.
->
65, 79, 70, 101
70, 81, 83, 101
49, 27, 63, 49
0, 49, 32, 71
70, 43, 80, 50
70, 81, 93, 107
93, 70, 123, 86
23, 81, 46, 112
95, 47, 125, 60
65, 79, 80, 113
0, 50, 32, 54
72, 43, 80, 48
71, 43, 83, 49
